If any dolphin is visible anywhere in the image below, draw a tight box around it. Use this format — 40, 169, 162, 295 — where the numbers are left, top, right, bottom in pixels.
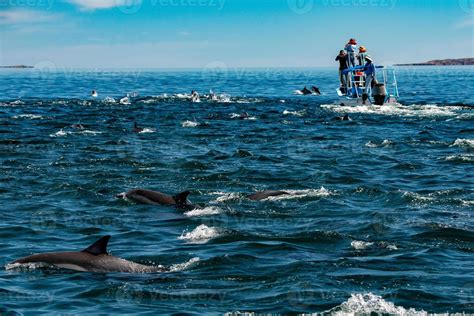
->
300, 86, 312, 95
311, 86, 321, 95
133, 122, 144, 133
118, 189, 194, 209
8, 236, 166, 273
247, 190, 290, 201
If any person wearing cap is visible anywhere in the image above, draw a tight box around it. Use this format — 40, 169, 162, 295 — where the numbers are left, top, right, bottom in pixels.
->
357, 46, 368, 66
335, 50, 349, 87
344, 38, 358, 68
363, 56, 376, 97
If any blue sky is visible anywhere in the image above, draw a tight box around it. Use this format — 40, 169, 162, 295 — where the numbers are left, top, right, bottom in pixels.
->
0, 0, 473, 68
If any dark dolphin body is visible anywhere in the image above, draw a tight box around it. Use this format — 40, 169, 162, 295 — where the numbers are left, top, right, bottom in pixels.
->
9, 236, 166, 273
311, 86, 321, 95
247, 190, 290, 201
300, 87, 312, 95
119, 189, 194, 209
133, 122, 144, 133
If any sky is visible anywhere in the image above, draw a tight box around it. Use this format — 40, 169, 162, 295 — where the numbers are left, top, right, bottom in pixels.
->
0, 0, 473, 68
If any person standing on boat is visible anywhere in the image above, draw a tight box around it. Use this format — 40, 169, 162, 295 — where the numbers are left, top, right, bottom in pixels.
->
335, 50, 349, 87
357, 46, 368, 66
344, 38, 358, 68
363, 56, 376, 97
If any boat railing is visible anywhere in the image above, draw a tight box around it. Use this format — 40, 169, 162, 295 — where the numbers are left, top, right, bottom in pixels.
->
341, 65, 399, 100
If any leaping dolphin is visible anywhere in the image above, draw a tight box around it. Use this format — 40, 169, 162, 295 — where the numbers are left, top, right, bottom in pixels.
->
8, 236, 166, 273
247, 190, 290, 201
118, 189, 194, 209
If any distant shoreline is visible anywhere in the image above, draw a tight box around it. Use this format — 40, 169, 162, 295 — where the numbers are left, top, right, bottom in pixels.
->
395, 58, 474, 66
0, 65, 34, 69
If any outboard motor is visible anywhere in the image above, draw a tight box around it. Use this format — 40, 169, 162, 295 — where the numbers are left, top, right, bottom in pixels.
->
372, 83, 387, 105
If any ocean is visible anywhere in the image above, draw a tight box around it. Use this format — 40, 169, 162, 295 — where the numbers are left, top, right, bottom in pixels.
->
0, 66, 473, 314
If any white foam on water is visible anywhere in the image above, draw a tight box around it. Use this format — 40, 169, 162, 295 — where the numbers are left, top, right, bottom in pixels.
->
445, 154, 474, 162
182, 120, 199, 128
351, 240, 375, 250
365, 139, 395, 148
168, 257, 200, 272
402, 191, 436, 203
264, 187, 332, 201
210, 192, 242, 203
327, 293, 426, 315
451, 138, 474, 149
283, 109, 306, 116
5, 262, 51, 271
230, 113, 257, 120
184, 206, 224, 217
12, 114, 43, 119
138, 128, 156, 134
49, 129, 69, 137
351, 241, 398, 251
103, 97, 116, 103
178, 224, 222, 244
80, 130, 102, 135
322, 103, 462, 117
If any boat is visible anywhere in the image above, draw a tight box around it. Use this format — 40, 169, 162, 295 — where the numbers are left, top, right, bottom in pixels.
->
336, 64, 399, 106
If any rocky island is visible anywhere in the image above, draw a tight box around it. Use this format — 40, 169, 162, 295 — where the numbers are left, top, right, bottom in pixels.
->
396, 58, 474, 66
0, 65, 34, 68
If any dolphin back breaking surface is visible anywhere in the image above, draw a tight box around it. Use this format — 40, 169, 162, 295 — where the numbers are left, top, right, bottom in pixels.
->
7, 236, 166, 273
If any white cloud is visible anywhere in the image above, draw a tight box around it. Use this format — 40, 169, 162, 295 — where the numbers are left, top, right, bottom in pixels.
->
67, 0, 130, 10
454, 16, 474, 29
0, 10, 58, 25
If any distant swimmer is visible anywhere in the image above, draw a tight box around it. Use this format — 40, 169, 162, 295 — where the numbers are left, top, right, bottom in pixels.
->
191, 90, 200, 103
91, 90, 98, 98
311, 86, 321, 95
133, 122, 144, 133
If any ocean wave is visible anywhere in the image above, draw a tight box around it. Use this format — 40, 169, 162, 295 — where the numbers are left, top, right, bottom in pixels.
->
12, 114, 44, 120
49, 129, 69, 137
322, 103, 463, 117
365, 139, 395, 148
351, 240, 398, 251
138, 128, 156, 134
326, 293, 425, 315
445, 154, 474, 163
184, 206, 224, 217
283, 109, 306, 116
182, 120, 200, 128
178, 224, 223, 244
168, 257, 200, 272
263, 187, 332, 201
210, 192, 242, 203
451, 138, 474, 149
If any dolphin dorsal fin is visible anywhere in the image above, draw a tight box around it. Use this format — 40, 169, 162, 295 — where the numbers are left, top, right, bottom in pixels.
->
173, 191, 190, 206
82, 235, 111, 255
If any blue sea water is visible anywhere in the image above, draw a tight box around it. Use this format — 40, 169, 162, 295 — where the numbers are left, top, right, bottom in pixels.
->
0, 67, 473, 314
